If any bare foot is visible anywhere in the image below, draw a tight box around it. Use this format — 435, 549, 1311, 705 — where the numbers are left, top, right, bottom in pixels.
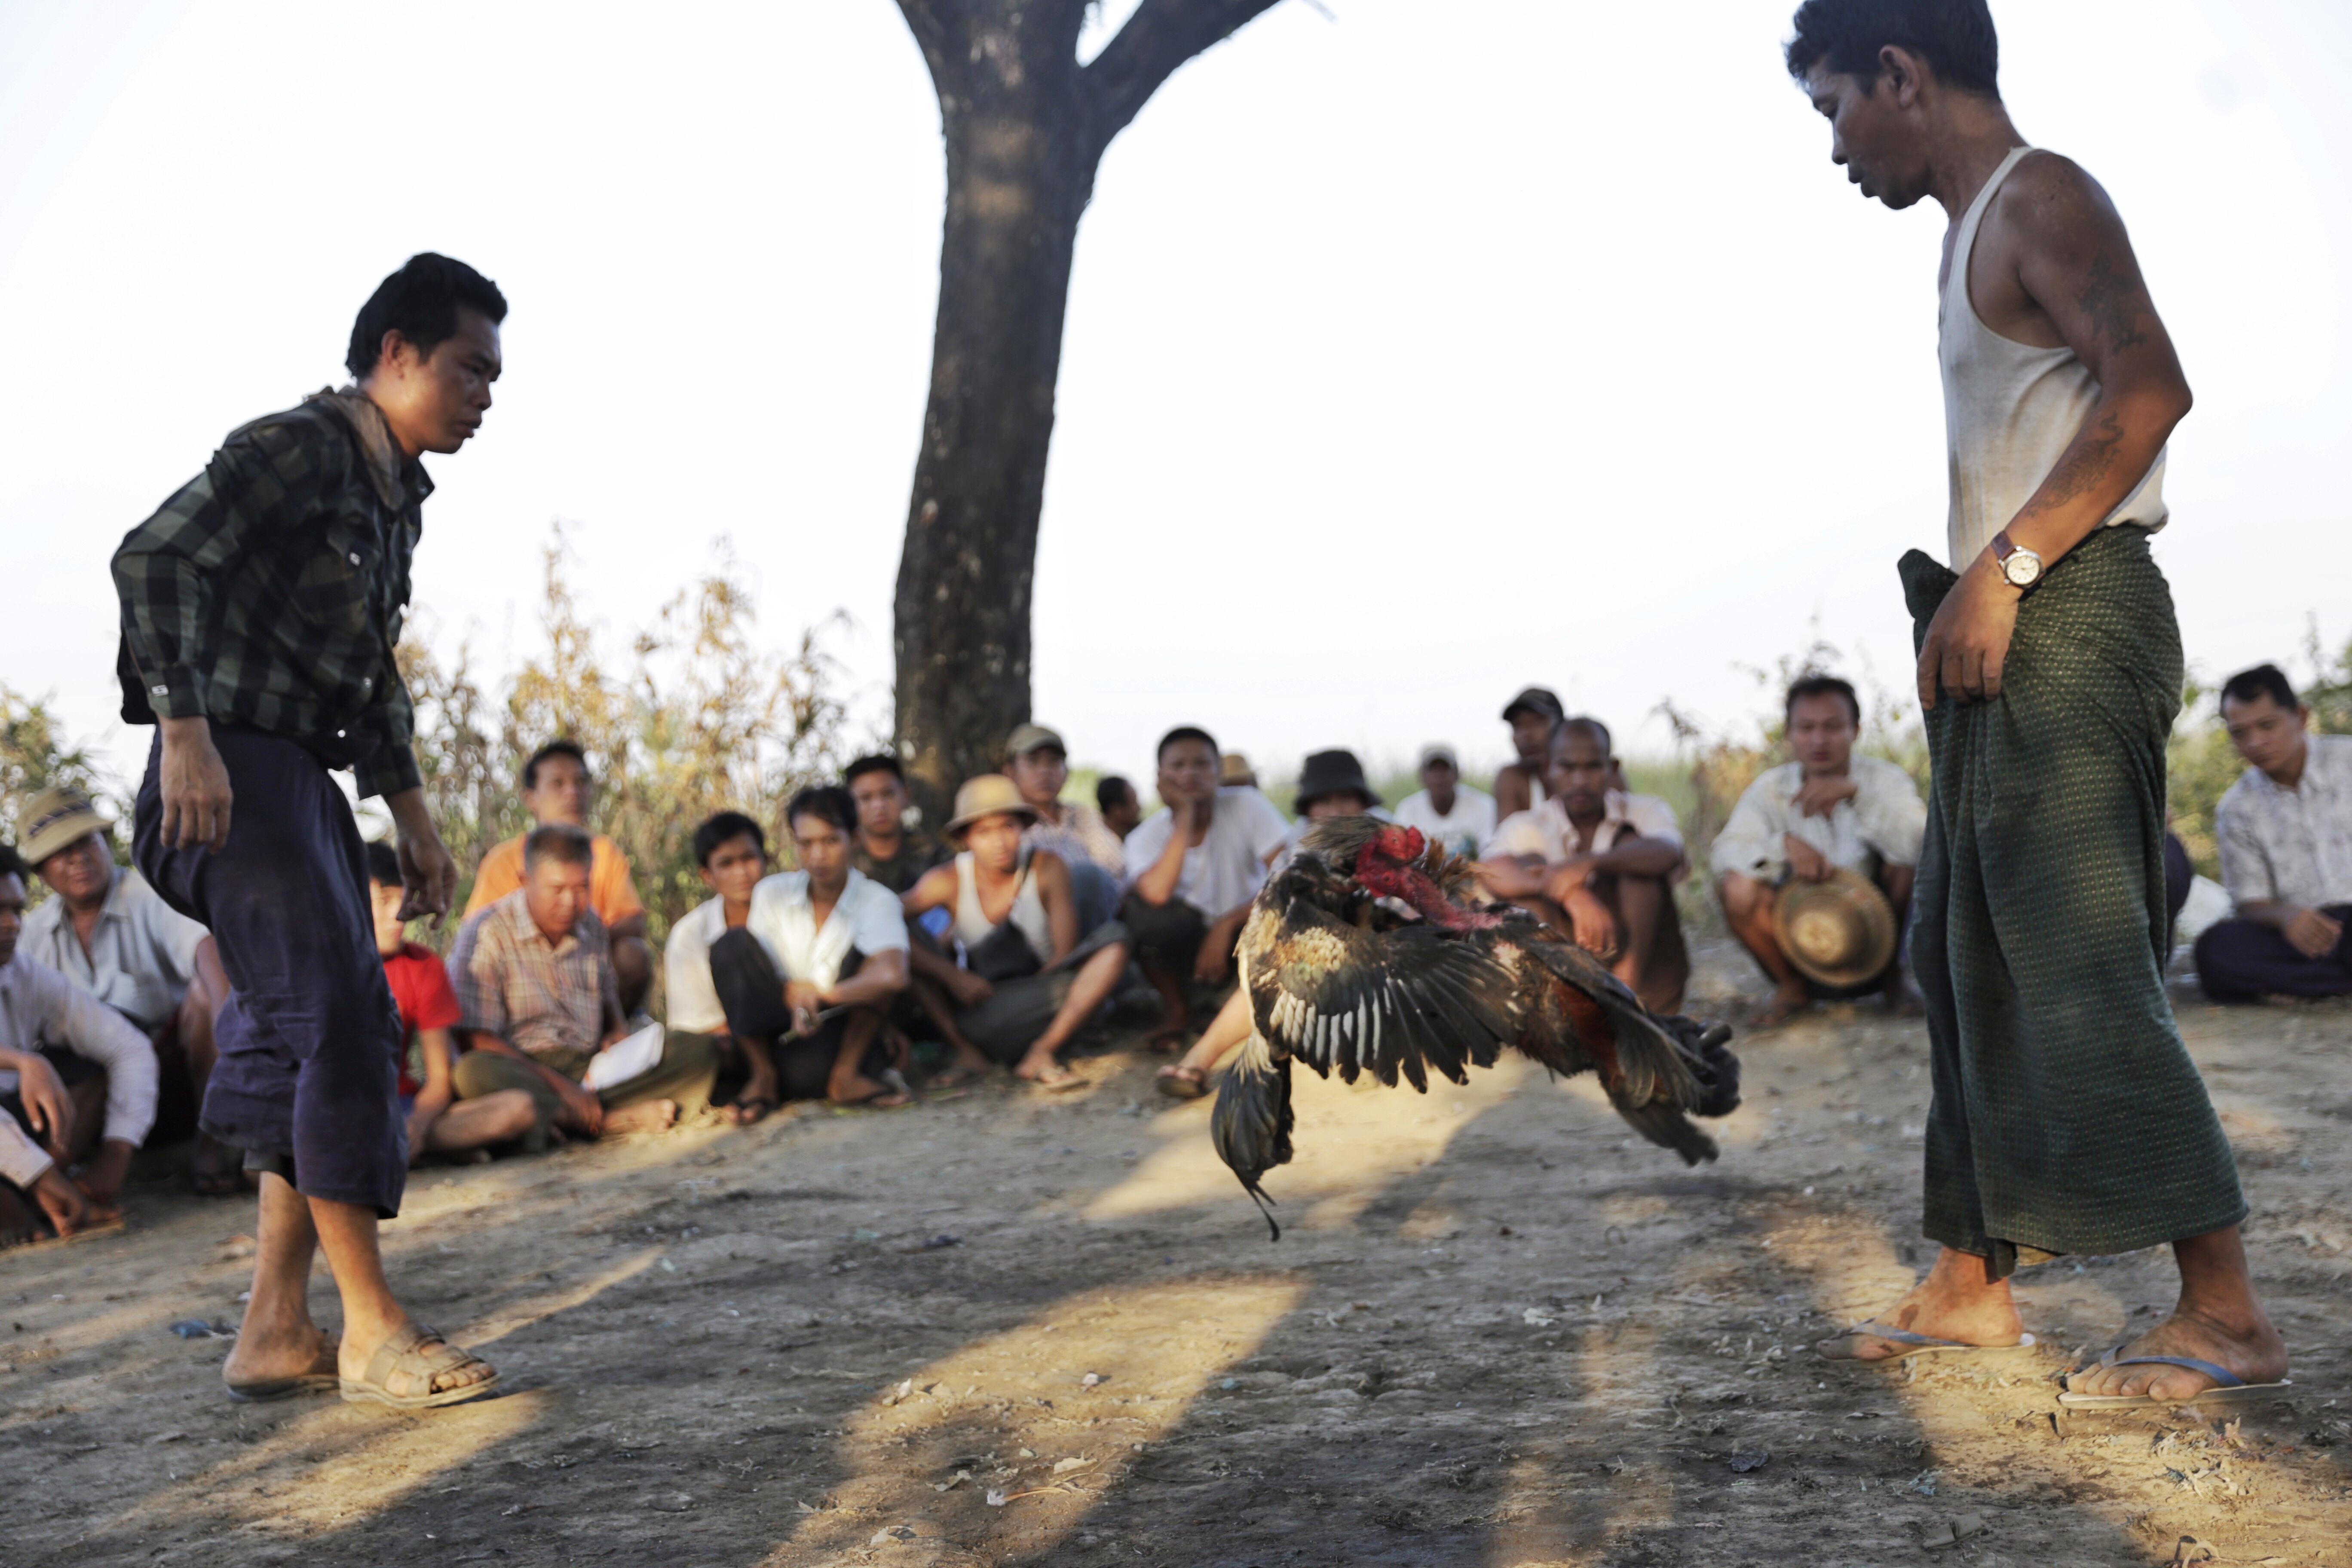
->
2064, 1311, 2288, 1401
1817, 1246, 2022, 1362
1753, 980, 1813, 1030
827, 1073, 910, 1109
602, 1099, 680, 1134
1155, 1063, 1209, 1100
1017, 1058, 1082, 1090
223, 1320, 334, 1387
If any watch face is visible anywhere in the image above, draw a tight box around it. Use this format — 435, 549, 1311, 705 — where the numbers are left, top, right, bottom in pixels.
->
2004, 551, 2043, 587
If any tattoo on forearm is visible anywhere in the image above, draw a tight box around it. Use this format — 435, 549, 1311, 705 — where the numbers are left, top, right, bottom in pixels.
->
2037, 409, 2125, 508
2076, 255, 2150, 353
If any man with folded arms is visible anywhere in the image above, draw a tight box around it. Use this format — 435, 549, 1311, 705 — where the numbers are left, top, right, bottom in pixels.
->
0, 845, 145, 1243
2195, 664, 2352, 1003
13, 785, 216, 1194
449, 824, 719, 1137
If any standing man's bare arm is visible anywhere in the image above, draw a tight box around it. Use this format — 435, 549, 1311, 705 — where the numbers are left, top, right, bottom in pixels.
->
1918, 156, 2193, 709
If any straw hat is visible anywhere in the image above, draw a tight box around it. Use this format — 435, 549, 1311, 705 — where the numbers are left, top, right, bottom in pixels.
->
1772, 869, 1899, 989
15, 784, 110, 867
944, 774, 1040, 839
1219, 752, 1257, 788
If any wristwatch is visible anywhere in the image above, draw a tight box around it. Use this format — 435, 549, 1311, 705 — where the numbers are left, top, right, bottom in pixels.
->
1991, 530, 2044, 590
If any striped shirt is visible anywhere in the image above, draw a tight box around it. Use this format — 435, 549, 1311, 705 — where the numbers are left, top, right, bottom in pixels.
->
111, 389, 429, 800
447, 891, 619, 1061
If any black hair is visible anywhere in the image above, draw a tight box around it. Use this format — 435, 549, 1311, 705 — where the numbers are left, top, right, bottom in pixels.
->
692, 811, 767, 868
785, 785, 858, 838
523, 822, 594, 870
0, 843, 27, 882
521, 739, 589, 792
364, 840, 402, 887
1551, 716, 1613, 755
1785, 674, 1863, 726
2220, 663, 2300, 714
1096, 775, 1136, 812
1157, 726, 1219, 763
843, 753, 906, 787
1785, 0, 2000, 98
346, 253, 508, 381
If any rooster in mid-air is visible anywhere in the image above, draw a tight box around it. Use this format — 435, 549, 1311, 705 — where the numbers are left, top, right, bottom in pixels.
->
1214, 818, 1741, 1237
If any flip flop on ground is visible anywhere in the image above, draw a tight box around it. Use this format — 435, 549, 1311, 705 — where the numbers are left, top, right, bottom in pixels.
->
2058, 1346, 2292, 1409
1816, 1322, 2037, 1362
729, 1095, 777, 1126
339, 1322, 500, 1411
227, 1335, 340, 1403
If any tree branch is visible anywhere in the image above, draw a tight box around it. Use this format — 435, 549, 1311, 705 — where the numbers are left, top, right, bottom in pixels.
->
894, 0, 969, 95
1083, 0, 1286, 150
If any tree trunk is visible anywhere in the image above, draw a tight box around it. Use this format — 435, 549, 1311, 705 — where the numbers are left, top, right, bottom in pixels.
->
891, 0, 1283, 820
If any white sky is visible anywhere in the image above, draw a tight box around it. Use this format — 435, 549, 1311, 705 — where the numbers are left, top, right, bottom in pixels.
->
3, 0, 2347, 793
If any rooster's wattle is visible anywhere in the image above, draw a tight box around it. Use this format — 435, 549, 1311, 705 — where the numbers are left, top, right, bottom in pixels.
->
1213, 818, 1741, 1237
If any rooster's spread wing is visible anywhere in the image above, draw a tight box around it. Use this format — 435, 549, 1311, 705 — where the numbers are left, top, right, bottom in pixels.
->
1240, 896, 1520, 1093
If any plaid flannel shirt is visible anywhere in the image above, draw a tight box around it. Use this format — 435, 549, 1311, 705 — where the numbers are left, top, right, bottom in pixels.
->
111, 389, 429, 799
447, 891, 619, 1063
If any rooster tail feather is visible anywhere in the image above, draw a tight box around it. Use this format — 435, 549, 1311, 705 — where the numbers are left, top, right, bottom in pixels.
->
1211, 1031, 1295, 1240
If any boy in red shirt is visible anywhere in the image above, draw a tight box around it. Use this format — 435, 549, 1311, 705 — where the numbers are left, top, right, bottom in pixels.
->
367, 844, 538, 1161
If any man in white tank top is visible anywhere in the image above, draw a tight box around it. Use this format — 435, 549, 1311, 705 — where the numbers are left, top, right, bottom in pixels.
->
1788, 0, 2285, 1407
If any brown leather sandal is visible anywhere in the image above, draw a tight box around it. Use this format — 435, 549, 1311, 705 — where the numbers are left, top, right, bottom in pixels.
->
339, 1322, 500, 1410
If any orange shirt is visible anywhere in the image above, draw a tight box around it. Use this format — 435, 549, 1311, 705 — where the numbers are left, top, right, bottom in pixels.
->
463, 833, 645, 926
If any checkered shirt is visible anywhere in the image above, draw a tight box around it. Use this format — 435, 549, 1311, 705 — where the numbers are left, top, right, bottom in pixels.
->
111, 389, 429, 799
448, 891, 619, 1060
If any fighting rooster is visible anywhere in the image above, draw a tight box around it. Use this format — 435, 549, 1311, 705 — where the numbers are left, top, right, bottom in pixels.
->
1213, 818, 1740, 1237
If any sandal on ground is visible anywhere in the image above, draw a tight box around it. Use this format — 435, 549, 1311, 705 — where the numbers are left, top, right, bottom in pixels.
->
2058, 1345, 2292, 1409
227, 1335, 340, 1403
729, 1095, 778, 1126
1816, 1322, 2036, 1362
928, 1062, 986, 1090
340, 1322, 501, 1410
1019, 1064, 1086, 1093
1155, 1064, 1210, 1100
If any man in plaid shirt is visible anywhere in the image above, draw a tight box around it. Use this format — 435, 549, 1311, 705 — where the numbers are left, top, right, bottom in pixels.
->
116, 253, 505, 1411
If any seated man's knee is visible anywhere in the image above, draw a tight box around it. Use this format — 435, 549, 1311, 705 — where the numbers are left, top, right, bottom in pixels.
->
451, 1052, 507, 1100
1718, 873, 1767, 921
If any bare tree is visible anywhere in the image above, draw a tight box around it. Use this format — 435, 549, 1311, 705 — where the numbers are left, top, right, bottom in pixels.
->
890, 0, 1285, 814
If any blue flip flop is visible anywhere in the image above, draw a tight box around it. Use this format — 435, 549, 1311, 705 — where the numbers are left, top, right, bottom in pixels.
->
2059, 1344, 2292, 1409
1817, 1322, 2037, 1362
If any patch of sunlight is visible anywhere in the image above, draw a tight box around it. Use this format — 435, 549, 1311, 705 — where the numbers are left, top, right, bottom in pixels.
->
1756, 1193, 1917, 1321
94, 1388, 549, 1540
1487, 1320, 1675, 1567
1085, 1054, 1532, 1228
759, 1275, 1305, 1565
450, 1244, 667, 1348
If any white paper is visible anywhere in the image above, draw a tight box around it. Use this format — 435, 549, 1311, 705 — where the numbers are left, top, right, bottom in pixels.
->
581, 1022, 664, 1091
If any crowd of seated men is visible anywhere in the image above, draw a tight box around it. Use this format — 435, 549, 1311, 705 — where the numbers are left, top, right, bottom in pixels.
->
3, 657, 2342, 1239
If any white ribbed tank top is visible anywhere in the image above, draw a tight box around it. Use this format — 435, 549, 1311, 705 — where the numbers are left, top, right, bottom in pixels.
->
1939, 145, 2168, 568
953, 851, 1050, 959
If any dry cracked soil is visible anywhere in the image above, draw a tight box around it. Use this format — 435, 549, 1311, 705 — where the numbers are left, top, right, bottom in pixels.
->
6, 938, 2350, 1567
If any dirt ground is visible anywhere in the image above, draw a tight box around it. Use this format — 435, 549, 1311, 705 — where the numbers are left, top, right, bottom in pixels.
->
7, 938, 2350, 1568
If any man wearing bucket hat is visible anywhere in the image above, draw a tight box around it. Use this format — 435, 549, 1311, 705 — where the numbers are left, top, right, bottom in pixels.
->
1271, 750, 1389, 873
1710, 676, 1926, 1026
14, 785, 236, 1195
902, 775, 1132, 1090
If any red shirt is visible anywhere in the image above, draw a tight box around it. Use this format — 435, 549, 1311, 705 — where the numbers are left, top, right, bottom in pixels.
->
383, 941, 462, 1095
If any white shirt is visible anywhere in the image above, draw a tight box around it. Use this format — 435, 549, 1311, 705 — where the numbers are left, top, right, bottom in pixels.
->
1484, 792, 1684, 869
0, 951, 158, 1152
18, 867, 209, 1034
1123, 786, 1291, 919
745, 869, 908, 992
1392, 786, 1498, 861
1706, 757, 1928, 886
2217, 733, 2352, 912
0, 1111, 51, 1189
663, 896, 782, 1035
